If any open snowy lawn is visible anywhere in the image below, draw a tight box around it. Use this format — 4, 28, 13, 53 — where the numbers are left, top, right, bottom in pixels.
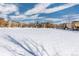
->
0, 28, 79, 56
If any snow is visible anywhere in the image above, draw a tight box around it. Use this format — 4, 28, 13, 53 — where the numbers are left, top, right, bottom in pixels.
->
0, 28, 79, 56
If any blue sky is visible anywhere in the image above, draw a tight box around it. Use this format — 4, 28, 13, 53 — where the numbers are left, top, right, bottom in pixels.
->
0, 3, 79, 23
19, 3, 79, 16
18, 3, 79, 17
18, 3, 37, 14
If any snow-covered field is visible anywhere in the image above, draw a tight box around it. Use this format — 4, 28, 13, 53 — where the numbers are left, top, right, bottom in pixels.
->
0, 28, 79, 56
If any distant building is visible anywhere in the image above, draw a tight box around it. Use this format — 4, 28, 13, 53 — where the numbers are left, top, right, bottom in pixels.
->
72, 21, 79, 30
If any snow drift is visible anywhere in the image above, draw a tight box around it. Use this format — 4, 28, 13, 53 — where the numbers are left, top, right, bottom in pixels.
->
0, 28, 79, 56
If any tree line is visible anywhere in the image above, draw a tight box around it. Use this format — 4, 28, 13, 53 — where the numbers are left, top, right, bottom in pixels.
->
0, 18, 79, 30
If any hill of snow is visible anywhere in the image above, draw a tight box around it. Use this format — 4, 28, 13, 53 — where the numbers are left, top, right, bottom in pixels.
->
0, 28, 79, 56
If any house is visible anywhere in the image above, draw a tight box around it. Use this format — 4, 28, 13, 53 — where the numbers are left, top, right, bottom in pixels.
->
72, 21, 79, 30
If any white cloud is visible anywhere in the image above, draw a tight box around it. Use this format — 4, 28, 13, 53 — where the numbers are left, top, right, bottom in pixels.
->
25, 3, 77, 16
0, 3, 19, 20
61, 14, 79, 21
10, 13, 64, 23
25, 3, 51, 15
45, 18, 62, 21
0, 3, 18, 15
9, 3, 79, 24
44, 4, 77, 13
10, 14, 26, 20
